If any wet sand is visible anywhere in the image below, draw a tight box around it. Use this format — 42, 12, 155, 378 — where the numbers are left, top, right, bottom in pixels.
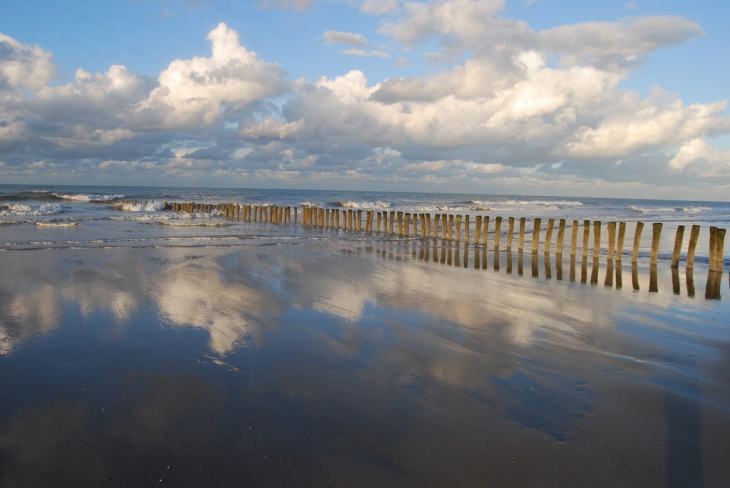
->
1, 243, 729, 487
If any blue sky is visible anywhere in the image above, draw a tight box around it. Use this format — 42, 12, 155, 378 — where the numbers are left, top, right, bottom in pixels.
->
1, 0, 729, 198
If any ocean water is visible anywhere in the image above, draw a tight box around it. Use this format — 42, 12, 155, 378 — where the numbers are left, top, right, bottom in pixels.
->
1, 184, 728, 266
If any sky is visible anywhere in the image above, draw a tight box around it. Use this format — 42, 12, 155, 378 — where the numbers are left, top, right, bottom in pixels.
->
1, 0, 729, 199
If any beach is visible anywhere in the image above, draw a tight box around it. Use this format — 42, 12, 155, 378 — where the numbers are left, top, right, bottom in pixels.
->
1, 186, 729, 486
1, 244, 729, 486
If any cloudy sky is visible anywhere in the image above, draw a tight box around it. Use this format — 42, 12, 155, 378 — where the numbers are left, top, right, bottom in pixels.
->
1, 0, 729, 199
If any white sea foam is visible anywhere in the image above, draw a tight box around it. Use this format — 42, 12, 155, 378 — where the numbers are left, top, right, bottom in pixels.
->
329, 201, 391, 209
0, 203, 63, 216
35, 222, 79, 227
298, 201, 318, 208
158, 221, 230, 227
675, 206, 711, 213
53, 193, 124, 202
118, 201, 165, 212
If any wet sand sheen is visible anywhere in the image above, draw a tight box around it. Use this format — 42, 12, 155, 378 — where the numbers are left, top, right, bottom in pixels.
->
0, 244, 729, 487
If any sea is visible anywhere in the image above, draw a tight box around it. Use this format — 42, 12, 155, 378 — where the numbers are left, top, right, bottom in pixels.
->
1, 184, 728, 267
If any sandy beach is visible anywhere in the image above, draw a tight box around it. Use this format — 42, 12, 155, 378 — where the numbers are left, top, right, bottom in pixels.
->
1, 241, 728, 487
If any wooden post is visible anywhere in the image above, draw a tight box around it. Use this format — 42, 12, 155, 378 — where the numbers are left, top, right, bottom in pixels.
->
376, 212, 382, 233
632, 222, 644, 263
397, 212, 403, 235
650, 223, 662, 266
382, 211, 387, 233
448, 215, 454, 240
715, 228, 725, 273
483, 216, 490, 246
532, 218, 541, 253
389, 211, 395, 235
442, 214, 448, 240
494, 217, 502, 249
456, 215, 462, 242
607, 222, 616, 259
556, 219, 566, 255
404, 213, 411, 236
593, 221, 602, 259
570, 220, 579, 256
294, 207, 298, 224
465, 215, 470, 243
518, 217, 525, 251
425, 213, 431, 237
617, 222, 626, 260
412, 213, 417, 237
357, 210, 362, 232
475, 216, 482, 245
583, 220, 590, 257
671, 225, 685, 268
709, 227, 718, 271
507, 217, 515, 250
545, 218, 554, 254
686, 225, 700, 269
433, 214, 440, 239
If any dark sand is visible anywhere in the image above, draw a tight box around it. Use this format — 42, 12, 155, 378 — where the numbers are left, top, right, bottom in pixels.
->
0, 243, 729, 487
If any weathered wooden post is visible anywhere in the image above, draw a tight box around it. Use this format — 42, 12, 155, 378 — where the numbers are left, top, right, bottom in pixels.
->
607, 222, 616, 259
716, 228, 726, 273
376, 212, 382, 233
389, 211, 395, 235
420, 214, 425, 237
593, 221, 602, 259
507, 217, 514, 250
532, 218, 541, 253
294, 207, 298, 224
357, 210, 362, 232
448, 215, 454, 241
382, 211, 387, 233
425, 213, 431, 237
632, 222, 644, 263
475, 216, 482, 245
671, 226, 685, 268
617, 222, 626, 260
583, 220, 590, 257
494, 217, 502, 249
397, 212, 403, 236
483, 216, 490, 246
518, 218, 526, 251
442, 214, 448, 240
404, 213, 411, 236
465, 215, 470, 243
456, 215, 462, 243
686, 225, 700, 269
556, 219, 566, 255
544, 218, 554, 254
650, 223, 663, 266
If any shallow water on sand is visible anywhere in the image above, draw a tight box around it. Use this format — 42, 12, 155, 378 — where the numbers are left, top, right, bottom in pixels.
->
0, 243, 729, 486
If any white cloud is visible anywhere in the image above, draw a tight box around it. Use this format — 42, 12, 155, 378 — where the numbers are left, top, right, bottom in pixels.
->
0, 33, 56, 90
360, 0, 399, 15
394, 56, 408, 66
669, 138, 730, 176
323, 30, 369, 46
341, 49, 390, 58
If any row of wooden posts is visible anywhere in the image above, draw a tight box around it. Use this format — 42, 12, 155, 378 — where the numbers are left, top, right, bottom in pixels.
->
142, 201, 726, 273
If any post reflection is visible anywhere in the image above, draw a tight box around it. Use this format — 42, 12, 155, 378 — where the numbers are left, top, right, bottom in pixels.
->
672, 268, 680, 295
687, 268, 695, 298
531, 253, 539, 278
474, 248, 481, 269
632, 263, 640, 291
463, 246, 469, 268
570, 255, 575, 282
518, 251, 523, 276
493, 250, 500, 272
591, 258, 599, 285
454, 247, 460, 267
544, 253, 552, 280
506, 250, 513, 274
581, 256, 588, 284
615, 260, 622, 290
556, 254, 563, 281
649, 265, 658, 293
604, 259, 614, 288
705, 271, 722, 300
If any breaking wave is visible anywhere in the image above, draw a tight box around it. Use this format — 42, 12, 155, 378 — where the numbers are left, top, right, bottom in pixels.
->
0, 203, 63, 216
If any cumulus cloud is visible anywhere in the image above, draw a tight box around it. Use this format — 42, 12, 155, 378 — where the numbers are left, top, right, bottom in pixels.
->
360, 0, 400, 15
0, 33, 56, 90
323, 30, 369, 46
0, 5, 729, 197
